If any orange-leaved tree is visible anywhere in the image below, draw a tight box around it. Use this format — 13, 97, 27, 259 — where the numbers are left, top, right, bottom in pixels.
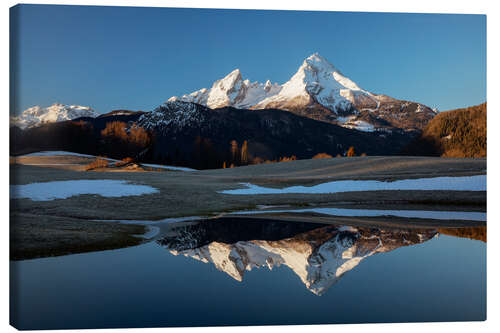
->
100, 121, 151, 159
312, 153, 333, 159
241, 140, 248, 165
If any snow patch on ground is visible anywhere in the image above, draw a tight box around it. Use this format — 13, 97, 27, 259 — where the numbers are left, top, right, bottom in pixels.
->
20, 151, 113, 159
15, 163, 82, 166
99, 215, 208, 225
220, 175, 486, 195
141, 163, 196, 172
10, 180, 158, 201
230, 207, 486, 222
19, 151, 195, 171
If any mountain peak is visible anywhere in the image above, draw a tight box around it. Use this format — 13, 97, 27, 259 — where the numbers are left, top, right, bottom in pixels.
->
168, 53, 369, 116
252, 53, 365, 112
218, 69, 242, 85
169, 68, 281, 109
138, 100, 210, 133
227, 68, 241, 76
166, 54, 436, 132
10, 103, 98, 129
303, 52, 337, 71
212, 68, 242, 91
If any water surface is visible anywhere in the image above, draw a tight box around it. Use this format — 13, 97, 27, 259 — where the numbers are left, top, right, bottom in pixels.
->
10, 216, 486, 329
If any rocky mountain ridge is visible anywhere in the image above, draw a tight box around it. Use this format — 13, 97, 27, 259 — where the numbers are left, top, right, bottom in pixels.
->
169, 53, 437, 132
10, 103, 99, 129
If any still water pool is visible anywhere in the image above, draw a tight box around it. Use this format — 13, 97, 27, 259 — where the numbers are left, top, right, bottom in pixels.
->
10, 218, 486, 329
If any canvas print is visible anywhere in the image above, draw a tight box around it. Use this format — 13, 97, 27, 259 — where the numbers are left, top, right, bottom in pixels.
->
9, 4, 486, 330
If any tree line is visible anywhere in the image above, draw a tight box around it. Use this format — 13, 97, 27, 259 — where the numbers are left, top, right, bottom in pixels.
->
11, 118, 365, 170
402, 103, 486, 158
219, 140, 360, 169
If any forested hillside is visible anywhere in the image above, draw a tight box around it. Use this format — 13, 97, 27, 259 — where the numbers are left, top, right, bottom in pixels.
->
403, 103, 486, 158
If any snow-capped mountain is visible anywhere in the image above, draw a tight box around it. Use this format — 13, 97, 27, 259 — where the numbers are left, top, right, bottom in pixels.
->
159, 220, 437, 295
253, 53, 375, 113
168, 69, 281, 109
11, 103, 99, 129
168, 53, 437, 132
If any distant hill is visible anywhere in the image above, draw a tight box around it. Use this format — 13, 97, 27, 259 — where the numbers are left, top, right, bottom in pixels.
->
9, 110, 145, 159
97, 110, 145, 118
12, 100, 485, 170
135, 101, 415, 169
10, 101, 415, 169
10, 103, 98, 129
402, 103, 486, 158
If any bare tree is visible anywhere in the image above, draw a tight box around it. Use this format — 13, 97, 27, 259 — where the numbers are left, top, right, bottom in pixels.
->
241, 140, 248, 165
230, 140, 239, 165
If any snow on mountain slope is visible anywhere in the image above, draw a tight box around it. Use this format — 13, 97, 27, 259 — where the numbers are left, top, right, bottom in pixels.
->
137, 100, 210, 133
167, 53, 436, 132
254, 53, 377, 113
11, 103, 98, 129
169, 53, 372, 112
168, 69, 281, 109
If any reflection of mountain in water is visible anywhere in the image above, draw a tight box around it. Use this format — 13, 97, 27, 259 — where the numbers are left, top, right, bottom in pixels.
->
157, 218, 438, 295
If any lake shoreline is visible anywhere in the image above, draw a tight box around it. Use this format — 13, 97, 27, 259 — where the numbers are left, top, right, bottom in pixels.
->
10, 155, 487, 260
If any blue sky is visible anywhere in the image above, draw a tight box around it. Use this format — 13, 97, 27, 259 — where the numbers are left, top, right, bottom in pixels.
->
11, 4, 486, 115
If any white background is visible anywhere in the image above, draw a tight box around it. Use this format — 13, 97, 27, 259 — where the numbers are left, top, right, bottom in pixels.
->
2, 1, 497, 332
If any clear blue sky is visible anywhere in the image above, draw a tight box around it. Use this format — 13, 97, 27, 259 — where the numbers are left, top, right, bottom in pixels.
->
11, 4, 486, 115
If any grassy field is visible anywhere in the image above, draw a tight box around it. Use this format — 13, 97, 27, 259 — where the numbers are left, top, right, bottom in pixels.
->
10, 213, 145, 260
10, 155, 486, 260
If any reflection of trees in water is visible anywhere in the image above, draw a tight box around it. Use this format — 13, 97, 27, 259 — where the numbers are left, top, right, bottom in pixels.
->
438, 227, 486, 242
159, 217, 443, 252
157, 218, 324, 251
